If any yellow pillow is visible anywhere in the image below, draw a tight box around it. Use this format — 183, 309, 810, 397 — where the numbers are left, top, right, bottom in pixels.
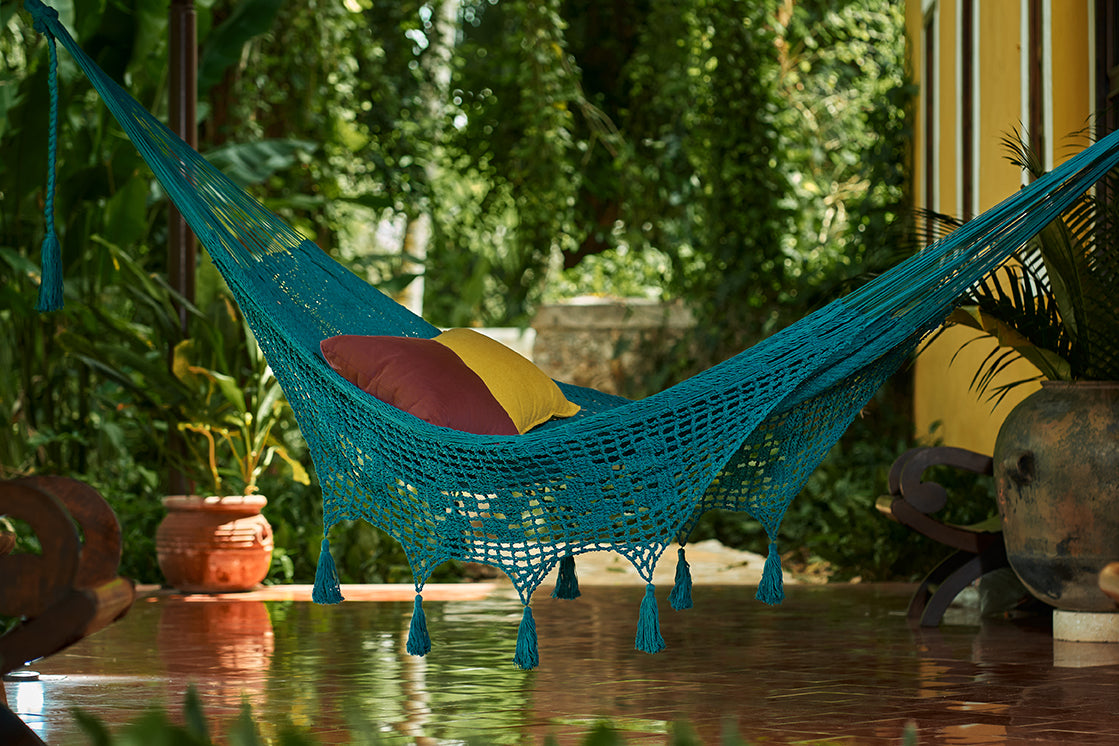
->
434, 328, 580, 434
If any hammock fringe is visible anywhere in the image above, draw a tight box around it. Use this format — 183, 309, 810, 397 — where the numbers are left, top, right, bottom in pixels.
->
407, 594, 432, 657
635, 583, 666, 654
552, 554, 581, 600
513, 605, 539, 670
312, 538, 344, 605
756, 541, 785, 605
669, 547, 693, 611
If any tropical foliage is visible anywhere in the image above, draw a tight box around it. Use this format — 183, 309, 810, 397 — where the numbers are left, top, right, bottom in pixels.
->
2, 0, 918, 584
70, 685, 922, 745
1, 0, 326, 582
949, 132, 1119, 400
172, 316, 310, 496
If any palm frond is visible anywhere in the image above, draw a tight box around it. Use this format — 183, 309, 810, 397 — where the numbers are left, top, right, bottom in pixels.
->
944, 127, 1119, 390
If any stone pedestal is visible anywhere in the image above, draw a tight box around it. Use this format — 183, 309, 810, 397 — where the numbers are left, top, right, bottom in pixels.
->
531, 297, 694, 396
1053, 609, 1119, 643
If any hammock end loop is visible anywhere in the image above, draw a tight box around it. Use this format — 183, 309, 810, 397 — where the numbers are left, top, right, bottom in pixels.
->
406, 593, 431, 657
635, 583, 666, 654
512, 604, 539, 670
669, 546, 693, 611
755, 541, 785, 605
312, 537, 344, 605
29, 2, 62, 312
551, 554, 581, 600
25, 0, 59, 33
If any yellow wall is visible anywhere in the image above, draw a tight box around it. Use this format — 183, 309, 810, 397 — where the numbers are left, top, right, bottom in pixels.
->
909, 0, 1092, 454
1052, 4, 1092, 163
938, 0, 958, 215
975, 0, 1022, 208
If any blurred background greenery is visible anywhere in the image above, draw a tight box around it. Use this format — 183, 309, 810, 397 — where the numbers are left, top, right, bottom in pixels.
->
0, 0, 991, 586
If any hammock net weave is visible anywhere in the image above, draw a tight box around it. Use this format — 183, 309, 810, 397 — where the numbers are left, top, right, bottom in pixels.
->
23, 0, 1119, 668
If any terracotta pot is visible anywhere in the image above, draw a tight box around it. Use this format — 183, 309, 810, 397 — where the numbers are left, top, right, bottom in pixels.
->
156, 495, 274, 592
994, 381, 1119, 612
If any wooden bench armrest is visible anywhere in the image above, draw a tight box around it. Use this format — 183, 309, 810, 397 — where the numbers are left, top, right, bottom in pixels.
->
0, 477, 135, 676
879, 446, 999, 554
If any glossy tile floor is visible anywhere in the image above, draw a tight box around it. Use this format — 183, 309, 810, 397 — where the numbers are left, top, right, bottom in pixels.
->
5, 582, 1119, 744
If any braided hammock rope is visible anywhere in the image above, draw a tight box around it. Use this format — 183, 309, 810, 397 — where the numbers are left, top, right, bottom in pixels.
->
24, 0, 1119, 668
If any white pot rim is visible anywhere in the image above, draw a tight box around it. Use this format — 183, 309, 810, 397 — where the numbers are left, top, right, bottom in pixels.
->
162, 494, 267, 510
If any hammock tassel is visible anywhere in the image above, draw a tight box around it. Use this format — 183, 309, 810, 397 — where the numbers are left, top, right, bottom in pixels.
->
407, 594, 432, 657
32, 4, 63, 313
551, 554, 581, 599
312, 538, 344, 605
512, 604, 539, 670
669, 547, 693, 611
635, 583, 665, 654
756, 541, 785, 605
37, 232, 62, 313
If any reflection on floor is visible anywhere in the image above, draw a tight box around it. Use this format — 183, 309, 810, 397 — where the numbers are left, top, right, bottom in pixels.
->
5, 583, 1119, 744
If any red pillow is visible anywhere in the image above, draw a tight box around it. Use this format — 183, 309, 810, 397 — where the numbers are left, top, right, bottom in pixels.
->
320, 335, 518, 435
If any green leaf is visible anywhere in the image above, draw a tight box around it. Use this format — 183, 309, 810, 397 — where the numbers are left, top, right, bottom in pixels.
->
334, 192, 395, 211
1034, 219, 1087, 343
71, 708, 113, 746
210, 369, 248, 413
901, 720, 920, 746
127, 0, 169, 76
264, 193, 326, 211
182, 685, 210, 742
277, 725, 319, 746
0, 72, 24, 142
123, 709, 202, 745
226, 698, 263, 746
104, 175, 151, 248
948, 307, 1071, 383
376, 272, 422, 296
0, 247, 44, 281
204, 139, 318, 188
582, 722, 626, 746
269, 442, 311, 486
172, 339, 199, 383
253, 378, 284, 431
197, 0, 285, 97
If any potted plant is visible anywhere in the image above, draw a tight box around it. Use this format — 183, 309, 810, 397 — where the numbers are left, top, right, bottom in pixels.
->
945, 132, 1119, 613
156, 311, 309, 593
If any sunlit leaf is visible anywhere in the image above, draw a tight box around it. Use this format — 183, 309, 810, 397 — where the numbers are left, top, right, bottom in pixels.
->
948, 307, 1070, 383
204, 140, 318, 188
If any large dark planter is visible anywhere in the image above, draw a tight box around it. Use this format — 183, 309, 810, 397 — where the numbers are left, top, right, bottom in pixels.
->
994, 382, 1119, 612
156, 495, 274, 592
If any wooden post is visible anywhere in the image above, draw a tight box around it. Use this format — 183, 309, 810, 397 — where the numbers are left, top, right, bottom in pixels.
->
168, 0, 197, 495
168, 0, 197, 331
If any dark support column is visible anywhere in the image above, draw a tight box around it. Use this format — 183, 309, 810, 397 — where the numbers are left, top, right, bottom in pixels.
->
1096, 0, 1119, 138
168, 0, 198, 331
168, 0, 197, 495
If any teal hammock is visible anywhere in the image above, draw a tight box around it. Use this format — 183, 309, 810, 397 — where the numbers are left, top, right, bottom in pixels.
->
23, 0, 1119, 669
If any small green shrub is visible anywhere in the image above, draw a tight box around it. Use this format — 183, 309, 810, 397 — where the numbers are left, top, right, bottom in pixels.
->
72, 686, 316, 746
70, 688, 908, 745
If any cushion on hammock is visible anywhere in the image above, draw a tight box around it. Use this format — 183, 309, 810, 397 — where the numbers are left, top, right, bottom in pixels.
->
434, 328, 580, 434
320, 335, 518, 435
